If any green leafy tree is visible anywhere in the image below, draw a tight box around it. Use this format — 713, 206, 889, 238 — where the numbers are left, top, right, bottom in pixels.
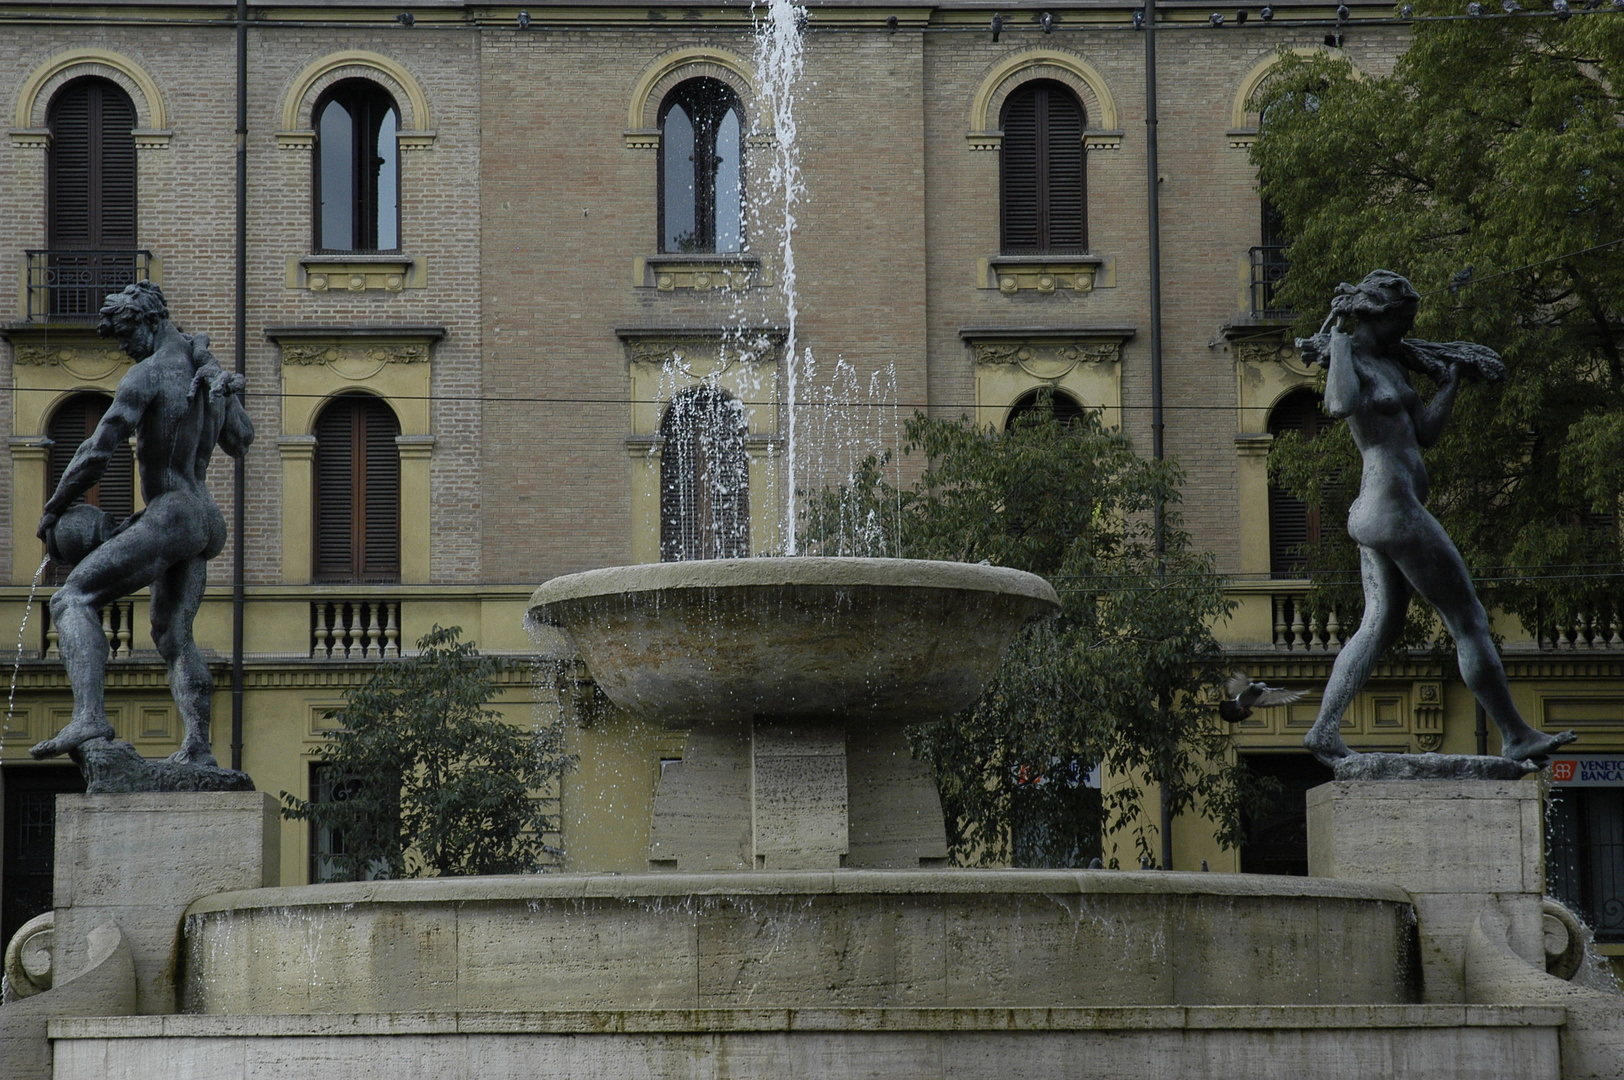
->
805, 401, 1265, 867
1251, 11, 1624, 644
281, 625, 571, 878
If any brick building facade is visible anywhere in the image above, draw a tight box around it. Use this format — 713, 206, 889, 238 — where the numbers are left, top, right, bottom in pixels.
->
0, 0, 1618, 956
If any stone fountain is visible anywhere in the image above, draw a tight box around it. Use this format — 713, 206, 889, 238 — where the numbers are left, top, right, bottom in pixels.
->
4, 556, 1620, 1079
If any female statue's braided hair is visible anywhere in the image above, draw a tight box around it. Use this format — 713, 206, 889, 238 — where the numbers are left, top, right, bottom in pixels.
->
1296, 269, 1506, 384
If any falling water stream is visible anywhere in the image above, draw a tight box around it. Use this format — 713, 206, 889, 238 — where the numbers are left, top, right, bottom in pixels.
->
755, 0, 807, 554
5, 557, 50, 737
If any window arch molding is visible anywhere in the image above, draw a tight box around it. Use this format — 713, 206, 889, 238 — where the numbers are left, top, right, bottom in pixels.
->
968, 50, 1118, 152
279, 51, 433, 151
626, 48, 755, 149
1229, 47, 1365, 147
13, 49, 167, 148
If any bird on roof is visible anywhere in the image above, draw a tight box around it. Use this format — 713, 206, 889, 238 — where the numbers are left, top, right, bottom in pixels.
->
1219, 671, 1304, 724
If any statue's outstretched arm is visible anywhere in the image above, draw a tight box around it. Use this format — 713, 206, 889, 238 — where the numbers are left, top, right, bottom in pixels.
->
1322, 326, 1360, 418
40, 371, 153, 533
1412, 363, 1461, 448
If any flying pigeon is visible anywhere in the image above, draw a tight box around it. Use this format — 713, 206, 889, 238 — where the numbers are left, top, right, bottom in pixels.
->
1219, 671, 1304, 724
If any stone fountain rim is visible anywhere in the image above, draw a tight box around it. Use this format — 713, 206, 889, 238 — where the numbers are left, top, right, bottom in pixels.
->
528, 557, 1060, 621
184, 869, 1411, 919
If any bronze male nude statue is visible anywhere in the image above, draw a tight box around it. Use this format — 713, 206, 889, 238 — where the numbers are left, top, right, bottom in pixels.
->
33, 281, 254, 767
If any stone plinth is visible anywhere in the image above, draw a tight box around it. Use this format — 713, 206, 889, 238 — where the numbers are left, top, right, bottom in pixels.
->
1307, 779, 1545, 1004
53, 792, 281, 1014
50, 1005, 1565, 1080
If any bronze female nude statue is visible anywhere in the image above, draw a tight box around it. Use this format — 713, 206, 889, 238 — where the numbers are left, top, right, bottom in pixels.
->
1296, 270, 1575, 768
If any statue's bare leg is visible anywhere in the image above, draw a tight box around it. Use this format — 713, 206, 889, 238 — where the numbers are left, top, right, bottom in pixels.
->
31, 534, 167, 758
1388, 515, 1575, 762
150, 556, 215, 766
1305, 547, 1411, 766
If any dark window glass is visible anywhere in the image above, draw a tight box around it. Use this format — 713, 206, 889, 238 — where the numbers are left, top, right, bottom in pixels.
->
308, 762, 395, 883
45, 393, 136, 582
1006, 388, 1087, 430
659, 79, 743, 254
313, 394, 401, 582
1000, 81, 1086, 255
1548, 787, 1624, 943
314, 81, 400, 252
660, 388, 749, 561
2, 766, 86, 950
1239, 753, 1334, 876
1267, 390, 1330, 578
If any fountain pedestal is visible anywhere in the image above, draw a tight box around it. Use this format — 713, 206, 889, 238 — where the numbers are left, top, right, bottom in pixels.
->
529, 558, 1059, 871
649, 718, 947, 870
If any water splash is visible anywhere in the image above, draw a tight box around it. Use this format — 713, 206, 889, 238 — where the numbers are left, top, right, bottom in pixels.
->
6, 558, 50, 738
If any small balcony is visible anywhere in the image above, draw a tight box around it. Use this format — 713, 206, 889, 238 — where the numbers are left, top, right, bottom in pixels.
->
25, 250, 152, 322
1249, 245, 1291, 319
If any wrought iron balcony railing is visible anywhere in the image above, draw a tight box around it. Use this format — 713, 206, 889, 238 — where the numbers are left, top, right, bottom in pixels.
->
1249, 245, 1291, 319
25, 250, 151, 322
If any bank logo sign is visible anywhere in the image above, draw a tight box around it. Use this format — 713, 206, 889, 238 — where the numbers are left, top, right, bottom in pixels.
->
1550, 757, 1624, 786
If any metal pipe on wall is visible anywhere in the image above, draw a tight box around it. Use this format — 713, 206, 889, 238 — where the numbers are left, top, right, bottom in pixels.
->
1144, 0, 1172, 872
231, 0, 247, 772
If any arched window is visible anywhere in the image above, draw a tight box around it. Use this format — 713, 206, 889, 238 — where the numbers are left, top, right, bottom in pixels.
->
659, 79, 743, 255
1006, 388, 1087, 430
46, 393, 136, 579
46, 78, 139, 319
313, 394, 401, 582
1267, 390, 1330, 578
1000, 81, 1086, 256
314, 80, 400, 253
660, 388, 749, 561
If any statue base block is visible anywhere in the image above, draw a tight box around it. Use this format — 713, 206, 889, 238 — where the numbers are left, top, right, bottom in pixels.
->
73, 739, 255, 794
1332, 751, 1536, 782
1308, 778, 1545, 1003
53, 792, 280, 1014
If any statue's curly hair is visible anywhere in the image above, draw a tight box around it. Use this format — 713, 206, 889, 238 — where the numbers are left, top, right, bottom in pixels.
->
1328, 269, 1421, 322
97, 280, 168, 338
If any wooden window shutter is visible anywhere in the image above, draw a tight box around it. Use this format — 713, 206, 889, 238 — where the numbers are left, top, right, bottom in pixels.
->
1000, 89, 1041, 254
1001, 82, 1086, 255
46, 394, 135, 522
1267, 391, 1327, 577
361, 400, 401, 580
48, 79, 137, 249
314, 396, 401, 583
45, 394, 134, 580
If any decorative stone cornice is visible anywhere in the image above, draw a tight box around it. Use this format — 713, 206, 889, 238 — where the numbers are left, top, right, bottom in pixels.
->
637, 254, 767, 291
266, 325, 445, 373
983, 255, 1106, 294
282, 342, 429, 366
1230, 329, 1318, 378
960, 325, 1134, 380
8, 340, 127, 369
617, 326, 786, 369
287, 255, 421, 292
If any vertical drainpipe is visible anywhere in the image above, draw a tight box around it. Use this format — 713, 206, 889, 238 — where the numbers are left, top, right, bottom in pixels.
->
231, 0, 248, 771
1144, 0, 1172, 872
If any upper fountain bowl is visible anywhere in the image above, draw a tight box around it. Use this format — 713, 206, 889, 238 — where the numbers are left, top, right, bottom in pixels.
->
529, 557, 1059, 727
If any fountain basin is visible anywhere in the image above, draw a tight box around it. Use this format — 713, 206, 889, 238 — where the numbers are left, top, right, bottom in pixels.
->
528, 558, 1059, 726
181, 871, 1418, 1015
